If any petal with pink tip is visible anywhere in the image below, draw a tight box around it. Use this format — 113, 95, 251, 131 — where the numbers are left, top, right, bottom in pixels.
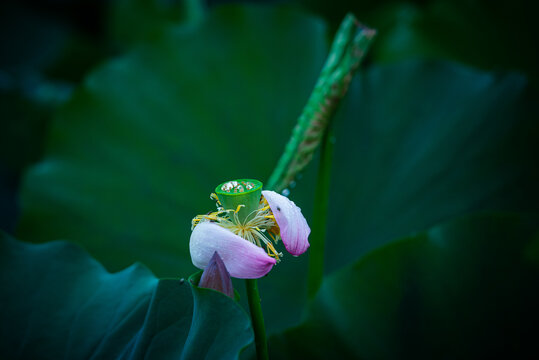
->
190, 222, 276, 279
262, 190, 310, 256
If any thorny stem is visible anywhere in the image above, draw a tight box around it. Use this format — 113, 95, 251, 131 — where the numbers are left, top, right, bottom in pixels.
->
267, 14, 376, 193
245, 279, 269, 360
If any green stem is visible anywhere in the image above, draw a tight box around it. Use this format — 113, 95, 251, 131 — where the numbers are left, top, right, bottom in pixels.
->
245, 279, 269, 360
266, 14, 375, 193
307, 127, 334, 299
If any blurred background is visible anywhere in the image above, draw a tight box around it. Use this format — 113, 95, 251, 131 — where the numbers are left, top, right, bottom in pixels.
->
2, 0, 538, 232
1, 0, 538, 358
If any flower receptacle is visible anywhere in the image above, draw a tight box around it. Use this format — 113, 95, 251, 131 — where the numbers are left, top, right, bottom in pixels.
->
215, 179, 263, 224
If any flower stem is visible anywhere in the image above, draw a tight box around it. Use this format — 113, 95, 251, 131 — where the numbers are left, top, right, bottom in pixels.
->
267, 14, 376, 193
245, 279, 269, 360
307, 126, 334, 299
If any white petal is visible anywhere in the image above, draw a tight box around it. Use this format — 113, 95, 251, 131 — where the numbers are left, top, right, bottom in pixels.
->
190, 222, 276, 279
262, 190, 310, 256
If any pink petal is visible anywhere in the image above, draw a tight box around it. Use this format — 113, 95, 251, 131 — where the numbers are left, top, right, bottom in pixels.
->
190, 222, 276, 279
262, 190, 310, 256
198, 251, 234, 298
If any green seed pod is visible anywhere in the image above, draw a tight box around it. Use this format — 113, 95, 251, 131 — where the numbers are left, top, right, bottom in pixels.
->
215, 179, 263, 224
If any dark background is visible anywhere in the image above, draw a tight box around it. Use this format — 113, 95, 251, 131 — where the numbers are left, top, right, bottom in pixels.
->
1, 1, 538, 358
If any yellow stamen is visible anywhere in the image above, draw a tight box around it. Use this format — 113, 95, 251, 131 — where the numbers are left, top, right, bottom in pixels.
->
210, 193, 222, 205
266, 242, 279, 256
234, 204, 244, 213
192, 192, 283, 261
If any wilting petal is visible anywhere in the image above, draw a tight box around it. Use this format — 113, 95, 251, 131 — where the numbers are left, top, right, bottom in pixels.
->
198, 251, 234, 298
190, 222, 276, 279
262, 190, 310, 256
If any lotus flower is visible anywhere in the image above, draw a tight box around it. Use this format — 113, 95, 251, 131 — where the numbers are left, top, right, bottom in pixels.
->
190, 179, 310, 279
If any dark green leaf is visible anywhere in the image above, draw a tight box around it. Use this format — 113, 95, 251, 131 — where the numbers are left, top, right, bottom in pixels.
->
108, 0, 205, 47
0, 90, 53, 232
17, 5, 326, 277
300, 0, 539, 80
16, 5, 539, 334
270, 213, 539, 358
0, 1, 106, 83
17, 5, 327, 332
368, 0, 539, 80
0, 2, 69, 74
326, 60, 539, 272
0, 232, 252, 359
